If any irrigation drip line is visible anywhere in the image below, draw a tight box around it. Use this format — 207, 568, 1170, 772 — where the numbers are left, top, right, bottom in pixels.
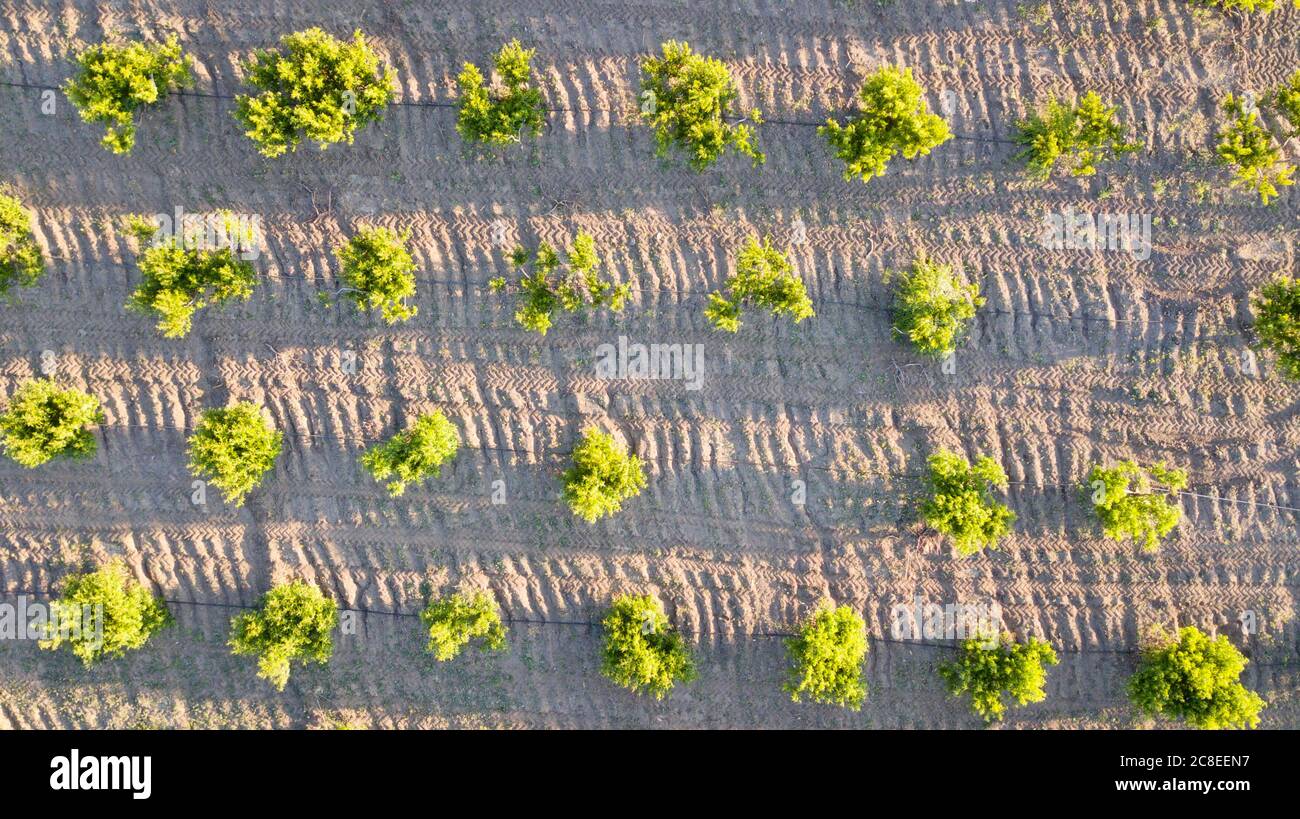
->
0, 78, 1017, 146
4, 585, 1294, 665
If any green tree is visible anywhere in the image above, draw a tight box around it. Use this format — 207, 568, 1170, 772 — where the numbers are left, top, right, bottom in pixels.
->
229, 580, 337, 691
125, 215, 258, 339
337, 226, 418, 324
39, 560, 173, 665
0, 190, 45, 299
1216, 94, 1295, 205
639, 40, 763, 171
921, 449, 1016, 556
499, 232, 629, 335
563, 429, 646, 522
784, 603, 868, 710
1269, 70, 1300, 134
1192, 0, 1293, 12
361, 411, 460, 496
706, 236, 813, 333
234, 28, 396, 158
820, 66, 952, 183
421, 591, 507, 661
939, 634, 1058, 723
889, 255, 984, 357
0, 378, 104, 467
456, 40, 546, 146
187, 402, 282, 506
1086, 461, 1187, 551
1252, 276, 1300, 379
1015, 91, 1140, 180
1128, 626, 1265, 729
64, 36, 193, 154
600, 594, 696, 699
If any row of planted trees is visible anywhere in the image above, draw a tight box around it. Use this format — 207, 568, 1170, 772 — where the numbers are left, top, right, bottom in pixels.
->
4, 187, 1300, 376
0, 371, 1214, 550
54, 28, 1299, 202
35, 560, 1265, 728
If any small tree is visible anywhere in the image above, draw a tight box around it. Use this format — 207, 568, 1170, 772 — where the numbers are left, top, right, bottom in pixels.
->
229, 580, 337, 691
125, 215, 258, 339
1086, 461, 1187, 551
497, 232, 629, 335
361, 411, 460, 496
921, 449, 1016, 556
235, 28, 396, 158
1252, 276, 1300, 379
784, 603, 869, 710
1128, 626, 1265, 729
639, 40, 763, 171
337, 226, 418, 324
39, 560, 173, 666
939, 634, 1058, 723
563, 429, 646, 522
187, 402, 282, 506
1015, 92, 1140, 180
820, 65, 952, 184
1270, 70, 1300, 134
889, 255, 984, 357
64, 37, 193, 154
706, 236, 813, 333
1191, 0, 1291, 12
600, 594, 696, 699
456, 40, 545, 146
421, 591, 507, 661
1215, 94, 1295, 205
0, 378, 103, 467
0, 190, 45, 299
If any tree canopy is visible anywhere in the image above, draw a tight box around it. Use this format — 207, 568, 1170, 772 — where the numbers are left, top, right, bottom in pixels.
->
921, 449, 1016, 556
0, 378, 104, 468
337, 226, 418, 324
600, 594, 696, 699
1086, 461, 1187, 551
939, 634, 1058, 723
784, 603, 869, 710
235, 28, 396, 157
889, 255, 983, 357
563, 429, 647, 522
361, 411, 460, 496
456, 40, 546, 146
820, 65, 952, 183
187, 402, 282, 506
705, 236, 813, 333
64, 37, 193, 154
1128, 626, 1265, 730
1015, 92, 1140, 180
39, 560, 173, 666
1253, 276, 1300, 379
0, 190, 45, 299
229, 580, 337, 691
639, 40, 763, 170
421, 591, 507, 661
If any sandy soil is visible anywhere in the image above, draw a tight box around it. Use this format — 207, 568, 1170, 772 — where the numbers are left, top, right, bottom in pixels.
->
0, 0, 1296, 728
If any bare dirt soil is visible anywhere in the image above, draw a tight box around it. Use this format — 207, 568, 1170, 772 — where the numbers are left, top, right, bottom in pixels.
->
0, 0, 1296, 728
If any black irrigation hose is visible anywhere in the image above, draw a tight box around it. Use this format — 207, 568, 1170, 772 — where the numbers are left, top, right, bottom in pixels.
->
4, 586, 1294, 665
0, 79, 1017, 145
